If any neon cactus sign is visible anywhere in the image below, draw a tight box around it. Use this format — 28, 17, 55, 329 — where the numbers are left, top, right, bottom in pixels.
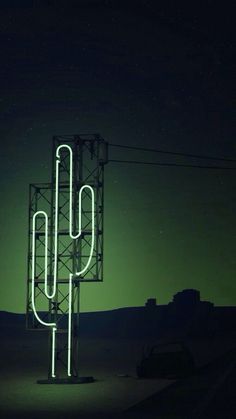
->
31, 144, 95, 378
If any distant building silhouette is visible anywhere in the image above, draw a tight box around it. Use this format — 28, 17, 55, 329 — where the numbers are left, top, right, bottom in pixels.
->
172, 289, 201, 306
2, 289, 235, 340
145, 298, 157, 308
76, 289, 235, 339
164, 289, 214, 337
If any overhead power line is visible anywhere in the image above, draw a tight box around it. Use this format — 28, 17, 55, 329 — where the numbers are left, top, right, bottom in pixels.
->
109, 159, 236, 170
109, 143, 236, 163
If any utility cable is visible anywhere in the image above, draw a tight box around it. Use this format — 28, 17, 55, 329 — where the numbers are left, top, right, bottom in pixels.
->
109, 159, 236, 170
109, 143, 236, 163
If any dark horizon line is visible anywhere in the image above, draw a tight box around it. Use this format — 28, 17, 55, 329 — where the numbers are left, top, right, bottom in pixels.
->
1, 303, 236, 317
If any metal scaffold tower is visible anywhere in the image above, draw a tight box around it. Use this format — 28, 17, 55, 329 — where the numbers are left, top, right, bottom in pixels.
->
26, 134, 108, 383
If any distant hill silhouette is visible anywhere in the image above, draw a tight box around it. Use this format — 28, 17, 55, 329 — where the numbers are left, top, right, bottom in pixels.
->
1, 289, 236, 339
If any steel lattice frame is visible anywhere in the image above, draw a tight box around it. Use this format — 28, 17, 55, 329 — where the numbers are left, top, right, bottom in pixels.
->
26, 134, 107, 380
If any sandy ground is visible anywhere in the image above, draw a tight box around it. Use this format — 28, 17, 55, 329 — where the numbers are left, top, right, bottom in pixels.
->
0, 332, 235, 418
0, 373, 172, 418
0, 334, 174, 418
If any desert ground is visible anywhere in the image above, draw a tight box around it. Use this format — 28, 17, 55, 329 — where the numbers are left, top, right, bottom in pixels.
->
0, 332, 173, 418
0, 328, 235, 418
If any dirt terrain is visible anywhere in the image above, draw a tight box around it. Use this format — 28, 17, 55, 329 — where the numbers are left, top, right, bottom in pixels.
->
0, 330, 235, 418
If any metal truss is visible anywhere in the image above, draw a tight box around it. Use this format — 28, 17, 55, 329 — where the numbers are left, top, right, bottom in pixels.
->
26, 134, 107, 381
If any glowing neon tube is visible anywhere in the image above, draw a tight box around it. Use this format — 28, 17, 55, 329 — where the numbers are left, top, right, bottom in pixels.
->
76, 185, 95, 276
67, 274, 73, 377
67, 185, 95, 376
56, 145, 95, 376
32, 144, 95, 378
32, 211, 56, 378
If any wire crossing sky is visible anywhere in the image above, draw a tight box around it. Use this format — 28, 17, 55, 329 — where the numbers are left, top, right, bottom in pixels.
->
109, 143, 236, 163
109, 159, 236, 170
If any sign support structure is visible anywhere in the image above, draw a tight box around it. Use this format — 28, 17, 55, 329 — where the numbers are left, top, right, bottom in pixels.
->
26, 134, 107, 383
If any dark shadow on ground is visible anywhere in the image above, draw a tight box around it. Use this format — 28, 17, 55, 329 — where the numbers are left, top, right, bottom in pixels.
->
122, 348, 236, 419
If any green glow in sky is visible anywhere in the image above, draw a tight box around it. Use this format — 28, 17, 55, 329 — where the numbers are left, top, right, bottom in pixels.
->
0, 141, 235, 312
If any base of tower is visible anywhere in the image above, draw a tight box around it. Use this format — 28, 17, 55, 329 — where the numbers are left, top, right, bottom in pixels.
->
37, 376, 95, 384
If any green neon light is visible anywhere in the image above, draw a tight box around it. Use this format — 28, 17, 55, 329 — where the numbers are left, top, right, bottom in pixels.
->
32, 144, 95, 378
32, 211, 57, 377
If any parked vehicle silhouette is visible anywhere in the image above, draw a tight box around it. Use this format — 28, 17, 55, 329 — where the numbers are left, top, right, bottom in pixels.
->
137, 341, 195, 378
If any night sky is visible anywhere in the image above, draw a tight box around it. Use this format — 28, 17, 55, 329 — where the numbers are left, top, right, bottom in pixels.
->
0, 0, 235, 313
